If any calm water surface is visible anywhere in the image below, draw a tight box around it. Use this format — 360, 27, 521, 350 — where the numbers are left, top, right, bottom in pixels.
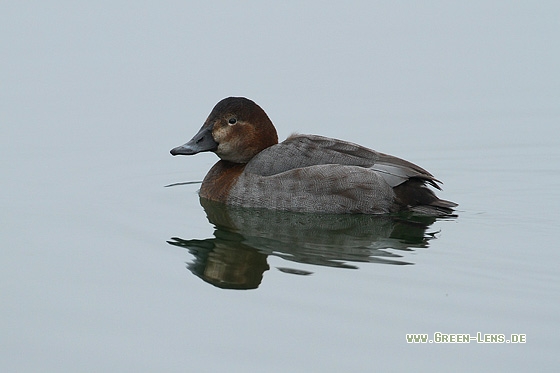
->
2, 2, 559, 372
3, 112, 558, 371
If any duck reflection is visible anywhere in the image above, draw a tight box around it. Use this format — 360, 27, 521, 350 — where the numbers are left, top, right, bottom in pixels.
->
168, 198, 445, 290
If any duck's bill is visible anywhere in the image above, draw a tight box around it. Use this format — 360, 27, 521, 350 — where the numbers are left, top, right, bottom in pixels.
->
170, 124, 218, 156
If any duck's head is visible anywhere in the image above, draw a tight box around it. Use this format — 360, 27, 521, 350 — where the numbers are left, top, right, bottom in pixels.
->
170, 97, 279, 163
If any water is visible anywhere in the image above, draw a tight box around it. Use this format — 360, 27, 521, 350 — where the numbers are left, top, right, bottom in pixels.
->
2, 2, 559, 371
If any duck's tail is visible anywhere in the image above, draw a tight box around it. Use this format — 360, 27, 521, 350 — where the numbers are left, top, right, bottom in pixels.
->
393, 179, 458, 216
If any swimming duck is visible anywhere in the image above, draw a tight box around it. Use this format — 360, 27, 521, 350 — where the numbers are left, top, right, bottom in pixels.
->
171, 97, 457, 215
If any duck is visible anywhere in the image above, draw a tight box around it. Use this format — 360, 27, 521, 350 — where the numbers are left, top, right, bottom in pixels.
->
170, 97, 457, 215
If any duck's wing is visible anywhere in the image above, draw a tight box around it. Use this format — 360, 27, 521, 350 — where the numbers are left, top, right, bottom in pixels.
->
245, 134, 442, 189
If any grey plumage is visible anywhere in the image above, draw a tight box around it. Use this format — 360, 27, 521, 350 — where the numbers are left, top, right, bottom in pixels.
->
229, 134, 456, 215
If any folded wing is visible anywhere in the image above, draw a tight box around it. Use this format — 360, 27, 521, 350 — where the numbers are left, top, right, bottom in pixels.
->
245, 134, 442, 189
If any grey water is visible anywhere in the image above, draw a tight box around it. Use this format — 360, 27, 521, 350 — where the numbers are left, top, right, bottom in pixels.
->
2, 2, 559, 371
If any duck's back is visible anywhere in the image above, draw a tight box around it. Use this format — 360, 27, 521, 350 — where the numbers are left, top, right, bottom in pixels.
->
225, 135, 456, 215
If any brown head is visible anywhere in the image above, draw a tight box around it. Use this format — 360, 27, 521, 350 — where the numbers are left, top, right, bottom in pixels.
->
170, 97, 279, 163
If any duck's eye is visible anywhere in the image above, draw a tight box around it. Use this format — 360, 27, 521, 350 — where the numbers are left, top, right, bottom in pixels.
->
228, 117, 237, 125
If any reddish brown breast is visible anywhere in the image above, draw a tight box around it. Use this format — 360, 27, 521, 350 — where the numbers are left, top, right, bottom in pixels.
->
199, 160, 245, 203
